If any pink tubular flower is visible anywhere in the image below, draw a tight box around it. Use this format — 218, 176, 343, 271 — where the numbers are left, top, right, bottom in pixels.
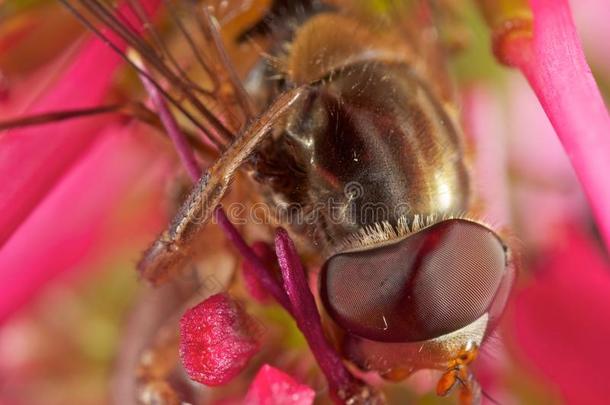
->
0, 0, 159, 248
0, 0, 162, 322
0, 123, 168, 321
488, 0, 610, 250
0, 38, 123, 249
244, 364, 315, 405
464, 2, 610, 400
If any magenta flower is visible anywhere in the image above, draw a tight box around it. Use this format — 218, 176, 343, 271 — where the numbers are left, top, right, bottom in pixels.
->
509, 225, 610, 404
244, 364, 315, 405
0, 122, 169, 321
485, 0, 610, 250
0, 37, 124, 248
0, 0, 162, 321
0, 0, 609, 404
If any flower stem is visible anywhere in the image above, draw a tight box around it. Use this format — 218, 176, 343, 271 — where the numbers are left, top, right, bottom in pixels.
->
214, 208, 293, 313
483, 0, 610, 252
274, 228, 379, 404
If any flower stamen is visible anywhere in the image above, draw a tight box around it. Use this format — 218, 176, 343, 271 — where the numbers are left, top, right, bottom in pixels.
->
479, 0, 610, 252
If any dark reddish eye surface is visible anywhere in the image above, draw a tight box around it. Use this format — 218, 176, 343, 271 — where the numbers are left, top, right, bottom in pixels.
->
320, 219, 510, 342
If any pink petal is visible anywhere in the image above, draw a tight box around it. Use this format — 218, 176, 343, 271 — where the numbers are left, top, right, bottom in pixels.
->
0, 0, 160, 249
244, 364, 315, 405
0, 123, 168, 322
0, 40, 122, 249
509, 225, 610, 404
500, 0, 610, 250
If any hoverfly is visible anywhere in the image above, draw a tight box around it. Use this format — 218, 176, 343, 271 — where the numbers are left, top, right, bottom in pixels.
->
5, 0, 516, 403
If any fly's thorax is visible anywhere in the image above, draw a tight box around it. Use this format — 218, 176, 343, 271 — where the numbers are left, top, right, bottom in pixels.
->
285, 12, 416, 85
250, 60, 470, 252
243, 7, 470, 254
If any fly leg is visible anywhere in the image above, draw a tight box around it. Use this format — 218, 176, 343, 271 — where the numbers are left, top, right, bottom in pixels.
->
112, 272, 222, 405
436, 342, 481, 405
0, 102, 219, 163
137, 87, 307, 285
135, 321, 182, 405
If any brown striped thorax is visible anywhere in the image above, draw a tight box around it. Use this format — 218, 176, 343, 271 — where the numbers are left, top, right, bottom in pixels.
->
241, 5, 515, 385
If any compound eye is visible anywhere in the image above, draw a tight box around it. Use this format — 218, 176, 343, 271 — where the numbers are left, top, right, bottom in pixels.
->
320, 219, 511, 342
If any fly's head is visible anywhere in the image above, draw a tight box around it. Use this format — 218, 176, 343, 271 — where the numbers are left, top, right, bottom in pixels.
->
319, 217, 515, 396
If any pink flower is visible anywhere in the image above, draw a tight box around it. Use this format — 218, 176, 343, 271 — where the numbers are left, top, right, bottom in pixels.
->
0, 38, 124, 249
489, 0, 610, 250
244, 364, 315, 405
466, 1, 610, 402
0, 122, 169, 321
508, 225, 610, 404
0, 0, 163, 322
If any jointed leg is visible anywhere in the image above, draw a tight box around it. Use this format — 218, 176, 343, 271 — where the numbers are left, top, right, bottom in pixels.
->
136, 322, 181, 405
137, 87, 307, 285
436, 342, 481, 405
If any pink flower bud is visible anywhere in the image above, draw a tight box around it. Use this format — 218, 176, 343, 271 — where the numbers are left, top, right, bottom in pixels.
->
179, 293, 261, 386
